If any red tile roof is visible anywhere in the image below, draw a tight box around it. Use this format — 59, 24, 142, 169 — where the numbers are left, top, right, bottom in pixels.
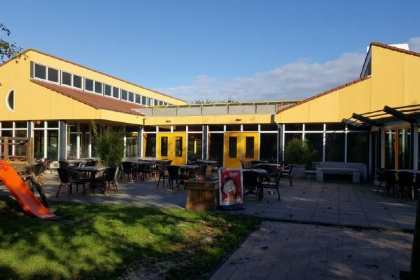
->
371, 42, 420, 57
31, 79, 146, 116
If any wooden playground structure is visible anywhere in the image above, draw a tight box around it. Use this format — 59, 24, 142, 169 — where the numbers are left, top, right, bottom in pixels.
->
0, 136, 50, 207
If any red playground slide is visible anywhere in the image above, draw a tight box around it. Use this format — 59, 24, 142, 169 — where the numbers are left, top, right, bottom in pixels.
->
0, 160, 55, 219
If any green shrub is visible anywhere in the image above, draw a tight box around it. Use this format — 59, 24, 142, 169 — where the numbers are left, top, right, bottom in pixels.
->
284, 138, 316, 167
92, 123, 124, 166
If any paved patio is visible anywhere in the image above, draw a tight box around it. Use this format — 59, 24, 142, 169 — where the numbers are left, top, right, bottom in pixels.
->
2, 172, 417, 279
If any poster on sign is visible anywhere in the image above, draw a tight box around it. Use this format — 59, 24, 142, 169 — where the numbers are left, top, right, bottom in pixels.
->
218, 168, 245, 210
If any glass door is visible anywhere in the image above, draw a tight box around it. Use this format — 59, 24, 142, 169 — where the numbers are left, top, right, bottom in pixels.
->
224, 132, 258, 168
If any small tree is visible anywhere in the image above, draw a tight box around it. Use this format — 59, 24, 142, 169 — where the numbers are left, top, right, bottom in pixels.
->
1, 23, 22, 62
92, 123, 124, 166
284, 138, 316, 167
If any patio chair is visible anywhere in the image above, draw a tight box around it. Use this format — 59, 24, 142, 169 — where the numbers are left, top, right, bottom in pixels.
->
381, 170, 397, 197
167, 165, 187, 189
261, 171, 281, 201
243, 170, 262, 201
375, 168, 387, 194
95, 166, 119, 195
43, 158, 53, 174
396, 171, 415, 199
56, 168, 86, 197
156, 163, 169, 188
280, 165, 293, 186
120, 161, 135, 181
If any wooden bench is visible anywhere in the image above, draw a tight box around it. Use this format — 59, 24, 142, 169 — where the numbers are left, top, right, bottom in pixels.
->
315, 162, 367, 184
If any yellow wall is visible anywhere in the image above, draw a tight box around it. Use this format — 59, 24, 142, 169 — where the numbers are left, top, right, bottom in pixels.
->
276, 79, 372, 123
27, 50, 186, 106
275, 44, 420, 124
145, 114, 273, 126
0, 50, 173, 124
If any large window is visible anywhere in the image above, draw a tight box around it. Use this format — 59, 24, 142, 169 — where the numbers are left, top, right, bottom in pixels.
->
325, 133, 345, 161
145, 134, 156, 157
188, 133, 202, 160
260, 133, 277, 162
347, 132, 368, 163
304, 133, 323, 163
209, 133, 224, 162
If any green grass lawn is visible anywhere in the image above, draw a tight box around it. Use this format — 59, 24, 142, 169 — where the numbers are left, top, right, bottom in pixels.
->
0, 196, 259, 280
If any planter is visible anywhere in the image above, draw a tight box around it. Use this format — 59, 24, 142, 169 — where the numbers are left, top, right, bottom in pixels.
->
291, 164, 306, 179
185, 180, 219, 211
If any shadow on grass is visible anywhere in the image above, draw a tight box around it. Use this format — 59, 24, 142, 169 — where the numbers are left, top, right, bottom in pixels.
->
0, 196, 259, 280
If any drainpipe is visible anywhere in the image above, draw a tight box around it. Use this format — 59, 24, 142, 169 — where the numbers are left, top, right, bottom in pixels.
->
58, 120, 66, 160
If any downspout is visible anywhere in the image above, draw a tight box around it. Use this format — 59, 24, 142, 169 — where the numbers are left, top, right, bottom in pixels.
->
59, 120, 66, 160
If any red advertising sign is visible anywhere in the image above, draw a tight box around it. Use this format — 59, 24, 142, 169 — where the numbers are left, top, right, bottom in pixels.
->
218, 168, 245, 210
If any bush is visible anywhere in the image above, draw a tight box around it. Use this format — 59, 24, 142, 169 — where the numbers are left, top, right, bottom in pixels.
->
92, 123, 124, 166
284, 138, 316, 167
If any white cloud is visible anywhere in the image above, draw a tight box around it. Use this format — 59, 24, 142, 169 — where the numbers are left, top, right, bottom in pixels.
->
157, 51, 365, 103
408, 37, 420, 52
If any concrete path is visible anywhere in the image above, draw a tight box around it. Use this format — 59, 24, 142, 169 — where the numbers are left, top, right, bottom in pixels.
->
2, 172, 416, 280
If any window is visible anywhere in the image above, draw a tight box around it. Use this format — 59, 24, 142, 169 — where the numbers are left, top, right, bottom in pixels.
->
34, 64, 46, 79
161, 136, 168, 157
148, 98, 154, 106
62, 72, 72, 86
175, 136, 183, 157
104, 84, 112, 96
73, 75, 82, 88
142, 96, 147, 105
121, 90, 128, 100
47, 68, 59, 83
154, 99, 159, 106
113, 87, 119, 98
245, 137, 254, 158
85, 79, 94, 91
228, 137, 237, 158
129, 92, 134, 102
135, 94, 141, 104
94, 81, 102, 94
6, 89, 14, 111
145, 134, 156, 157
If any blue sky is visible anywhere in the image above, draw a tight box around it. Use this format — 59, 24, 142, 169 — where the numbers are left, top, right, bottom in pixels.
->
2, 0, 420, 103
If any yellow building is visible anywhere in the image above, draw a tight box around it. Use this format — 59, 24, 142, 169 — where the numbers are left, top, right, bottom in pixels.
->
1, 43, 419, 178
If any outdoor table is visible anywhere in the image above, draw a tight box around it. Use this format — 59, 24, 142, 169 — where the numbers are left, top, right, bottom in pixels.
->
171, 164, 201, 179
242, 169, 267, 200
70, 166, 108, 194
